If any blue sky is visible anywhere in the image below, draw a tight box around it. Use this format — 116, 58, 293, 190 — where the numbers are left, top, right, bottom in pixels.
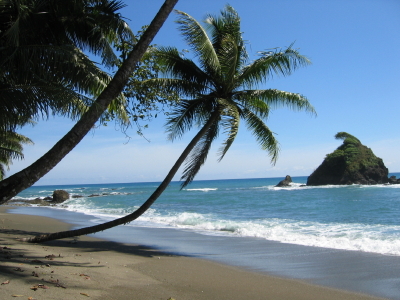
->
8, 0, 400, 185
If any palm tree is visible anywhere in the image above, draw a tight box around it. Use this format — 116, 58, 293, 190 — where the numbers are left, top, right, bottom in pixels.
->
23, 5, 315, 243
0, 0, 134, 133
0, 130, 33, 180
0, 0, 179, 202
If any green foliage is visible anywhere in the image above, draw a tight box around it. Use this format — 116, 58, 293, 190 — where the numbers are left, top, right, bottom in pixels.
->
0, 129, 33, 180
0, 0, 134, 132
326, 149, 345, 160
335, 132, 361, 146
0, 0, 143, 172
113, 26, 180, 136
144, 5, 315, 187
326, 132, 382, 174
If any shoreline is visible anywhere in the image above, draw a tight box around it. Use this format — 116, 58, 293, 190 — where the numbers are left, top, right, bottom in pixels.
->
0, 206, 392, 300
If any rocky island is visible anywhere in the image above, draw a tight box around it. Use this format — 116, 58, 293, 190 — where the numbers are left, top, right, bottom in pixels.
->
307, 132, 394, 186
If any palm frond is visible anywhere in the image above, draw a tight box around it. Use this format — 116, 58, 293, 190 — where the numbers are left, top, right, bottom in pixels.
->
257, 89, 316, 115
180, 118, 219, 188
165, 98, 213, 141
243, 108, 279, 164
205, 5, 239, 48
239, 45, 311, 88
233, 91, 271, 119
217, 103, 240, 161
0, 129, 33, 179
218, 34, 240, 90
175, 9, 221, 79
151, 46, 211, 91
141, 77, 207, 99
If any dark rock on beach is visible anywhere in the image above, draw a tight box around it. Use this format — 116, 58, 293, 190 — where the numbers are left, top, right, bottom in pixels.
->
72, 195, 84, 198
6, 197, 51, 206
307, 132, 389, 186
51, 190, 70, 203
275, 175, 293, 187
88, 194, 100, 198
30, 198, 52, 206
388, 176, 400, 184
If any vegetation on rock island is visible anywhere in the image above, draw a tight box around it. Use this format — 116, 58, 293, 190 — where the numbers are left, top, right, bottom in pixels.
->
307, 132, 389, 186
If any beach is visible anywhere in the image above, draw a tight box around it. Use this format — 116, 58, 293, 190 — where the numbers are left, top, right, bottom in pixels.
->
0, 206, 390, 300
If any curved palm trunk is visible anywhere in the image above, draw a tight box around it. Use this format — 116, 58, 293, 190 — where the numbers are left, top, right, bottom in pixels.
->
24, 111, 220, 243
0, 0, 178, 204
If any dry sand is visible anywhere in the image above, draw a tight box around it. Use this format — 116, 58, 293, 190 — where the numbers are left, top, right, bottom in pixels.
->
0, 206, 389, 300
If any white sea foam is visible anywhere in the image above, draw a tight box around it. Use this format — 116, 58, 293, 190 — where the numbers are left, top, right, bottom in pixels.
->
132, 210, 400, 256
54, 193, 400, 256
185, 188, 218, 192
18, 178, 400, 257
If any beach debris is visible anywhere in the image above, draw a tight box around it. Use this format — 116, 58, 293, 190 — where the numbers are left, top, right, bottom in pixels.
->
80, 274, 91, 280
27, 297, 37, 300
31, 271, 39, 277
30, 284, 49, 290
13, 267, 24, 272
11, 295, 24, 297
1, 280, 10, 285
45, 254, 56, 260
80, 292, 90, 297
31, 259, 43, 264
47, 278, 66, 288
56, 283, 66, 289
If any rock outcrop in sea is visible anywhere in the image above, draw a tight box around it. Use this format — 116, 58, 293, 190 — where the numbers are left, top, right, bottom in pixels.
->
275, 175, 293, 187
307, 132, 389, 186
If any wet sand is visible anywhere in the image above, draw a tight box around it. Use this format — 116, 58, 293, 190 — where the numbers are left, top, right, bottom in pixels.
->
0, 206, 390, 300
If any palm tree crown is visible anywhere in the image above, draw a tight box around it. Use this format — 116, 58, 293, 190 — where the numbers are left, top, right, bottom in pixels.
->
148, 5, 316, 187
0, 0, 134, 132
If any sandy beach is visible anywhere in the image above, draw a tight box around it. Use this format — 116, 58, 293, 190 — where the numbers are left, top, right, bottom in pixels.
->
0, 206, 390, 300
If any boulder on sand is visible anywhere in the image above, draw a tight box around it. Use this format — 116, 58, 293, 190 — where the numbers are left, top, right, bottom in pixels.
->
52, 190, 70, 203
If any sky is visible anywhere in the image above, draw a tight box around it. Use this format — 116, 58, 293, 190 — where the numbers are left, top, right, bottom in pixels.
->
8, 0, 400, 186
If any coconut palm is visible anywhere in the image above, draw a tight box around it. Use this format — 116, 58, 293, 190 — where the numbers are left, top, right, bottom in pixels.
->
0, 0, 134, 132
0, 0, 178, 202
23, 5, 315, 243
0, 130, 33, 180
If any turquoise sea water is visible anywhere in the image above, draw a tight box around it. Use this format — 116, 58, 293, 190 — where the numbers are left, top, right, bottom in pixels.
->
14, 173, 400, 256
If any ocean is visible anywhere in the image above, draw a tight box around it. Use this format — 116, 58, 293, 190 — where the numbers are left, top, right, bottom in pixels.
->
10, 173, 400, 299
14, 173, 400, 256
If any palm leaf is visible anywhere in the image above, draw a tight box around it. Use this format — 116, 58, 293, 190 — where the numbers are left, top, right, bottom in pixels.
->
175, 9, 221, 80
239, 45, 311, 88
217, 106, 240, 161
235, 89, 316, 116
151, 46, 212, 92
243, 108, 279, 164
180, 117, 219, 188
165, 97, 213, 141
